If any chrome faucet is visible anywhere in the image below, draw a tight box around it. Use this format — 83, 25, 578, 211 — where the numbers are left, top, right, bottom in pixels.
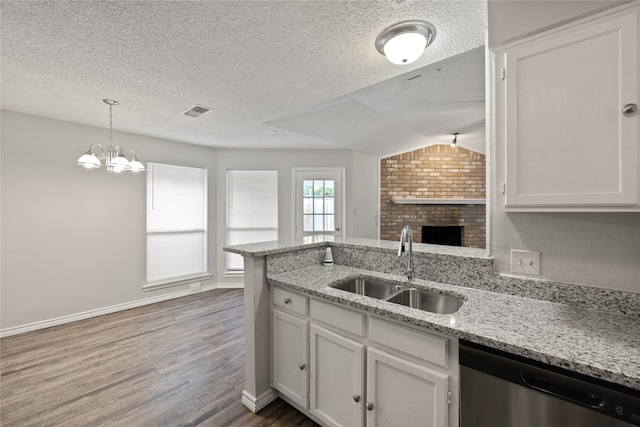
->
398, 225, 414, 281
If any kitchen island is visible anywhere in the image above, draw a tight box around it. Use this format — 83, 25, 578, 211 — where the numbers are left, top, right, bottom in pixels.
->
224, 236, 640, 422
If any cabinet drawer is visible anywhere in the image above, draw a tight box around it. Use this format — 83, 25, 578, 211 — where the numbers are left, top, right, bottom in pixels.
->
310, 299, 365, 337
369, 317, 448, 368
273, 287, 307, 316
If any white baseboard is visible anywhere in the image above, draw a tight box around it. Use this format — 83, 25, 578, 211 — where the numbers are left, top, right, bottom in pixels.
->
0, 283, 244, 338
242, 389, 278, 413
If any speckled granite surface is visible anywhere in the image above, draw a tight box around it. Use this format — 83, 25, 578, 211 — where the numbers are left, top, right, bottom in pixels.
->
268, 264, 640, 391
223, 237, 640, 389
224, 235, 489, 259
226, 236, 640, 317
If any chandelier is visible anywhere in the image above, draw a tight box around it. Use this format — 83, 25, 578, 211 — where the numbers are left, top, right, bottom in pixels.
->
77, 99, 145, 173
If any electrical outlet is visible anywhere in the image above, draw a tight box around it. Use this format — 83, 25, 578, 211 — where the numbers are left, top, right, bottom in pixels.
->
511, 250, 541, 275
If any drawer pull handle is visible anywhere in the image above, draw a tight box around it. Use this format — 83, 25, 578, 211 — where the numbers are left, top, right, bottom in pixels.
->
366, 402, 374, 411
298, 363, 306, 370
622, 103, 638, 115
353, 394, 360, 403
283, 298, 291, 304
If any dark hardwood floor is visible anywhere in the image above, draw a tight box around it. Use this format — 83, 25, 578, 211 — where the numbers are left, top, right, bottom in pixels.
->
0, 289, 318, 426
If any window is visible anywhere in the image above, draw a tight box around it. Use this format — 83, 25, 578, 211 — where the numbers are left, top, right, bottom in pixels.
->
303, 179, 335, 233
293, 168, 344, 238
146, 162, 208, 287
226, 170, 278, 272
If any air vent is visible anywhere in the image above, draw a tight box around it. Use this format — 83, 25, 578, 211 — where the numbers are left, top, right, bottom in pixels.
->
184, 105, 212, 118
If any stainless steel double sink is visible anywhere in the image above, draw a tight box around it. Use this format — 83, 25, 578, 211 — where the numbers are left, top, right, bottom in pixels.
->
330, 277, 463, 314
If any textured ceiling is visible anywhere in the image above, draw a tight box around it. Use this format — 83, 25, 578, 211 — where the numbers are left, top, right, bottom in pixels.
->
1, 1, 487, 155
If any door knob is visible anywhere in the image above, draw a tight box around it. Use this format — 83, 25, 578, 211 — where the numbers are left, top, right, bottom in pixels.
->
298, 363, 306, 370
366, 402, 374, 411
283, 298, 291, 304
353, 394, 361, 403
622, 103, 638, 115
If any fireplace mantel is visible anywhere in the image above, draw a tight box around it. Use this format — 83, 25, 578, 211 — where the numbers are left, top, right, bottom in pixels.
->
391, 198, 486, 205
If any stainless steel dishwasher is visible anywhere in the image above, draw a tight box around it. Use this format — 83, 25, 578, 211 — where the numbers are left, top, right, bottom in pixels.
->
460, 341, 640, 427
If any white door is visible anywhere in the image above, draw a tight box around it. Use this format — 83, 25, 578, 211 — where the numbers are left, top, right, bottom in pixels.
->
310, 324, 364, 427
272, 309, 309, 409
366, 347, 449, 427
294, 168, 345, 238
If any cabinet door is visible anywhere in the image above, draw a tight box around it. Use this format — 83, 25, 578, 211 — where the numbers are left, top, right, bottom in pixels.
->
272, 309, 309, 409
310, 324, 365, 427
501, 8, 638, 208
366, 347, 449, 427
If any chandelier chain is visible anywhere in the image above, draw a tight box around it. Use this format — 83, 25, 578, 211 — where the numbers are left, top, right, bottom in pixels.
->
109, 103, 113, 145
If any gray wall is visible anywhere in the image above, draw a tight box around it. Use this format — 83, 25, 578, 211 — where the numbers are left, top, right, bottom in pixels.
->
487, 1, 640, 293
213, 148, 379, 285
0, 110, 379, 331
1, 110, 217, 329
351, 151, 380, 240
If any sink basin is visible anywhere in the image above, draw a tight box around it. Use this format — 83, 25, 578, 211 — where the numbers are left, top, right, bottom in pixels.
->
330, 277, 463, 314
331, 277, 405, 300
386, 288, 463, 315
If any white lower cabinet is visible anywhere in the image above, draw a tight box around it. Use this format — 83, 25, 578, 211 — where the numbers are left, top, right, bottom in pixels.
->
366, 347, 448, 427
272, 308, 309, 409
310, 324, 365, 427
271, 286, 458, 427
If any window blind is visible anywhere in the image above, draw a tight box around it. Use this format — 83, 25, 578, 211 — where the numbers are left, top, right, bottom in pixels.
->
226, 170, 278, 271
147, 162, 207, 283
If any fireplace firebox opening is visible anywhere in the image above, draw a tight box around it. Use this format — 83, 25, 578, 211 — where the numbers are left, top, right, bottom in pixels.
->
422, 226, 463, 246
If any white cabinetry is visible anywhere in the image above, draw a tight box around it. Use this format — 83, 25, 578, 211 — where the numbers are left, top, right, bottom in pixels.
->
270, 285, 458, 427
310, 324, 365, 427
272, 308, 308, 409
271, 287, 309, 409
495, 5, 639, 211
367, 316, 455, 427
309, 299, 366, 427
366, 348, 448, 427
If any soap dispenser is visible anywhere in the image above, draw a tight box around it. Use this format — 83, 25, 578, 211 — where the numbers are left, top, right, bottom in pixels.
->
323, 247, 334, 266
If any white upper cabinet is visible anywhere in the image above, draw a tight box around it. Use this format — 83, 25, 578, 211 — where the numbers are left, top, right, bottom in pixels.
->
495, 5, 639, 211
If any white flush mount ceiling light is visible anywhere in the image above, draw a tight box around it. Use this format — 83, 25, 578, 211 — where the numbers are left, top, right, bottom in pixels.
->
375, 20, 436, 65
77, 99, 145, 173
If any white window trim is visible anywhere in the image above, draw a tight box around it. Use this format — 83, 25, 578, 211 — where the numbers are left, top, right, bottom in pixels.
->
143, 273, 212, 291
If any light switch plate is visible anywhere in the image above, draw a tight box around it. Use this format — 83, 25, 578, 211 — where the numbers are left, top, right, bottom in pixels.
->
511, 250, 541, 275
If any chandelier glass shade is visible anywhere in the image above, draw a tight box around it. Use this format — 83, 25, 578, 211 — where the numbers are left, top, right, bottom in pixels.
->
77, 99, 145, 173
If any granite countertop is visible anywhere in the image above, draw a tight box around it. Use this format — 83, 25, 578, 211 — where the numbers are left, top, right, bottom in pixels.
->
224, 235, 490, 259
268, 264, 640, 391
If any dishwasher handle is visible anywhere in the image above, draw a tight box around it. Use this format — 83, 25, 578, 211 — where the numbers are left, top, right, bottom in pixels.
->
521, 372, 607, 410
